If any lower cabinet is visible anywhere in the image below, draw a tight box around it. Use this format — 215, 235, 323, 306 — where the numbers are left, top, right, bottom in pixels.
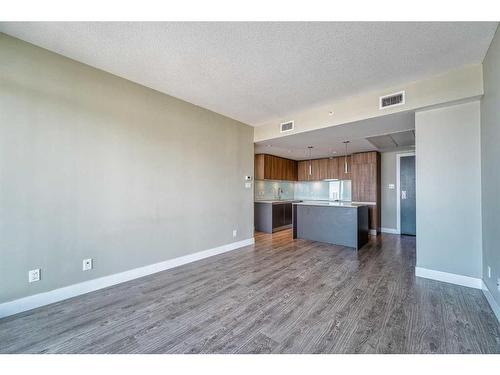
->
272, 203, 293, 230
272, 204, 285, 229
255, 202, 293, 233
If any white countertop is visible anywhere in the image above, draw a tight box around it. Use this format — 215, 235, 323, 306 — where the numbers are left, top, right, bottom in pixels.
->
254, 200, 368, 208
293, 201, 366, 208
254, 200, 301, 204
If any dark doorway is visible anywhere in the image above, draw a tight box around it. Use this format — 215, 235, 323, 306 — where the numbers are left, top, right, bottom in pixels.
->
400, 155, 416, 236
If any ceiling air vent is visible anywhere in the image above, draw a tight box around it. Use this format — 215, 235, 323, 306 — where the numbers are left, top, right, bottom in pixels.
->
379, 91, 405, 109
280, 120, 294, 133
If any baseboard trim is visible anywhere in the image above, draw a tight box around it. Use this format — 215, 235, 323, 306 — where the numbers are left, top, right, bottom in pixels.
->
482, 282, 500, 323
0, 237, 255, 319
381, 227, 399, 234
415, 267, 483, 289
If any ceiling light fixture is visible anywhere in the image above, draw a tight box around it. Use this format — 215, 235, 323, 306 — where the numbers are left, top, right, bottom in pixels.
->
328, 111, 334, 116
343, 141, 350, 174
307, 146, 314, 176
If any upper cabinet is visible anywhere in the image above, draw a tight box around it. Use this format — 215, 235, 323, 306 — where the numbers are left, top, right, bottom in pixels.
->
297, 160, 310, 181
327, 157, 339, 179
297, 159, 321, 181
318, 158, 329, 180
311, 159, 321, 181
352, 151, 377, 165
337, 155, 352, 180
297, 155, 352, 181
257, 152, 372, 183
255, 154, 297, 181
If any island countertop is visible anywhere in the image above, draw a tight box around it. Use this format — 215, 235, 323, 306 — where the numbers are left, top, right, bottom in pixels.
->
292, 201, 366, 208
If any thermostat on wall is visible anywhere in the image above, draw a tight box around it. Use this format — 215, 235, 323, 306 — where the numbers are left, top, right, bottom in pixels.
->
244, 176, 252, 181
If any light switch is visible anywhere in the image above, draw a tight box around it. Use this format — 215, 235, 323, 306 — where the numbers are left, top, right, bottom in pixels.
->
245, 182, 252, 189
388, 184, 395, 189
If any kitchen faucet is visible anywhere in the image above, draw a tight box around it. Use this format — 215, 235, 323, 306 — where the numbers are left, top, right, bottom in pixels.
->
277, 187, 283, 200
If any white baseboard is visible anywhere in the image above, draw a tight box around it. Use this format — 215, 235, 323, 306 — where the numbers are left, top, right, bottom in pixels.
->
415, 267, 483, 289
482, 282, 500, 323
381, 227, 399, 234
0, 237, 255, 319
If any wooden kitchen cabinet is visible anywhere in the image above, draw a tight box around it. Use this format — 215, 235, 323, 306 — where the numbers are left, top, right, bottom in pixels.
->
352, 163, 377, 202
297, 160, 309, 181
286, 158, 298, 180
368, 206, 379, 234
255, 154, 298, 181
297, 159, 322, 181
298, 156, 351, 181
311, 159, 321, 181
337, 155, 352, 180
318, 158, 329, 180
352, 151, 377, 165
351, 151, 381, 233
327, 157, 339, 179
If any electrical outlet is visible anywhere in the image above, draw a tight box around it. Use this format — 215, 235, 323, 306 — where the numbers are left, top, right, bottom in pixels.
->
232, 229, 237, 238
28, 269, 40, 283
488, 266, 492, 278
82, 258, 93, 271
497, 278, 500, 292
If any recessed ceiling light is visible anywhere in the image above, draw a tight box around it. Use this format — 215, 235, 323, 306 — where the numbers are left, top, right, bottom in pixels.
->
328, 111, 334, 116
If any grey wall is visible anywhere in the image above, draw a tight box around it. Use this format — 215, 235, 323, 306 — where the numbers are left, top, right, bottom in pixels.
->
481, 26, 500, 304
380, 149, 414, 232
415, 101, 482, 278
0, 34, 254, 303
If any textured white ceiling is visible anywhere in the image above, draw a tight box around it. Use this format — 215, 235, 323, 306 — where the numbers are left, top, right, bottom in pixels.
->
254, 111, 415, 160
0, 22, 497, 125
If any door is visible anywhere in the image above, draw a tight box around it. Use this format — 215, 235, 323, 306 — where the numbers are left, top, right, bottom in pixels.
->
400, 155, 416, 235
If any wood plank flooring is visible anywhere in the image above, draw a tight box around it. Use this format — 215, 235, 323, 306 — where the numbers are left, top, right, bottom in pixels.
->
1, 230, 499, 353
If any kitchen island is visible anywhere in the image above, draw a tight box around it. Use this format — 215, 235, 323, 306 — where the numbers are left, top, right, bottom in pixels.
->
292, 201, 369, 250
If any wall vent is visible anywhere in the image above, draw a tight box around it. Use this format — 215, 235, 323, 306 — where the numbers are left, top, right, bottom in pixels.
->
379, 91, 405, 109
280, 120, 294, 133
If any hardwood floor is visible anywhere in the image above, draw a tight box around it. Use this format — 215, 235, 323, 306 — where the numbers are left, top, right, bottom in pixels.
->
1, 230, 499, 354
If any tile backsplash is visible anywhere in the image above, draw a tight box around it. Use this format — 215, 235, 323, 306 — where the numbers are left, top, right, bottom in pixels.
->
254, 180, 295, 200
255, 180, 351, 201
293, 181, 330, 200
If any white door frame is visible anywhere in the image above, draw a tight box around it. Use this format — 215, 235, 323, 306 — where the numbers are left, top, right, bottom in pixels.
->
396, 151, 416, 235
